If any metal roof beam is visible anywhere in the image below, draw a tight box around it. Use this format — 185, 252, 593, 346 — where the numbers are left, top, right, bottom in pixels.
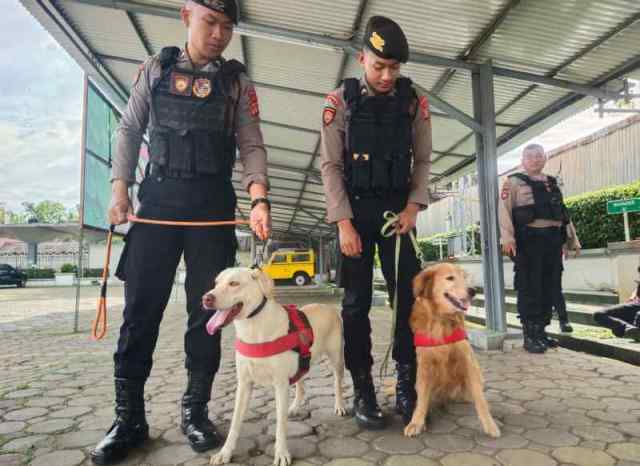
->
126, 11, 153, 57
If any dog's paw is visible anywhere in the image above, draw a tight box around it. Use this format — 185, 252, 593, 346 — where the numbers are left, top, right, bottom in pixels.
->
484, 419, 501, 438
288, 405, 301, 417
404, 422, 425, 437
210, 448, 233, 465
272, 448, 292, 466
334, 403, 347, 417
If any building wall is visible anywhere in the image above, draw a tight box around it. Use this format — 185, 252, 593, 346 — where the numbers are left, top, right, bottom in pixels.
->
418, 115, 640, 239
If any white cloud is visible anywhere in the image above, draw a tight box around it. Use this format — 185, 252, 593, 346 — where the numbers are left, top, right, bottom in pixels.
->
0, 1, 83, 212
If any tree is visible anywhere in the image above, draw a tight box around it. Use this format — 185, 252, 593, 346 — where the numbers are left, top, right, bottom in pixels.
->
21, 201, 71, 224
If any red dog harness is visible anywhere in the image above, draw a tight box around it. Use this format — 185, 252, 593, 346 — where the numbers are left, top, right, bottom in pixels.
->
414, 328, 467, 347
235, 305, 314, 385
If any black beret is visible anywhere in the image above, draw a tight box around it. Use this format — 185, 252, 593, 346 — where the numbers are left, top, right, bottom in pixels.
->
363, 16, 409, 63
191, 0, 239, 24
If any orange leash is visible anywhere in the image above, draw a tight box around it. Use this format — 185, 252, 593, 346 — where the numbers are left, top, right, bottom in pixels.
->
91, 215, 250, 341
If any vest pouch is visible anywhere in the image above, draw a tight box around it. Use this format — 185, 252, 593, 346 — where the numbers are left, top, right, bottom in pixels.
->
512, 205, 535, 226
193, 130, 227, 175
390, 155, 411, 191
167, 129, 193, 172
371, 157, 390, 191
149, 129, 170, 167
349, 154, 372, 192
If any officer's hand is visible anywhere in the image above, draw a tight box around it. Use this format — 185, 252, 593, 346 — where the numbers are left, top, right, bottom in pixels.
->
108, 196, 132, 225
338, 219, 362, 257
250, 204, 271, 241
396, 203, 420, 235
502, 242, 516, 257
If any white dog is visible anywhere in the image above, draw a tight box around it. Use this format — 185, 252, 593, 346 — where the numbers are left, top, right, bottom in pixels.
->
202, 267, 346, 466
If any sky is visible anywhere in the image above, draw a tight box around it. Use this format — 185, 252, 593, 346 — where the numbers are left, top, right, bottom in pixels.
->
0, 1, 83, 213
0, 0, 637, 215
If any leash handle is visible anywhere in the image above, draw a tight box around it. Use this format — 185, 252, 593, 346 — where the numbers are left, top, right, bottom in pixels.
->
92, 224, 114, 341
92, 215, 251, 342
379, 211, 425, 379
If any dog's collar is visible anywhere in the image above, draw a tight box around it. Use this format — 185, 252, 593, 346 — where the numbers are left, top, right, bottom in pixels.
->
247, 295, 268, 319
414, 328, 467, 347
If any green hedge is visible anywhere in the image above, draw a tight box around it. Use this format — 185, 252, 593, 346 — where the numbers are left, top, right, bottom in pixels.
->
565, 180, 640, 249
23, 268, 55, 279
58, 264, 107, 277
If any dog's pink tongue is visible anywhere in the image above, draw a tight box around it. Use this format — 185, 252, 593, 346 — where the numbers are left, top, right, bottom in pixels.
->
206, 309, 232, 335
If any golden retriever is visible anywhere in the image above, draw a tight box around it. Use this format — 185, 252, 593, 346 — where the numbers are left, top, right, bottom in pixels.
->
404, 263, 500, 438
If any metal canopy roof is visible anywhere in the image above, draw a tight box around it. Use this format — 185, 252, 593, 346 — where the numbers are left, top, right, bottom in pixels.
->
20, 0, 640, 239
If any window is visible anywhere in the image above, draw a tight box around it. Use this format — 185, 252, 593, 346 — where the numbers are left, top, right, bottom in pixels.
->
0, 265, 9, 272
271, 255, 287, 264
292, 254, 310, 263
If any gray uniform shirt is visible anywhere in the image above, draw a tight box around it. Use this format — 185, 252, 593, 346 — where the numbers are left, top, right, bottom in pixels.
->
111, 48, 268, 191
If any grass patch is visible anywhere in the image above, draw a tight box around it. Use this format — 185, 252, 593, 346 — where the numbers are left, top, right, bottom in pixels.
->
573, 327, 616, 339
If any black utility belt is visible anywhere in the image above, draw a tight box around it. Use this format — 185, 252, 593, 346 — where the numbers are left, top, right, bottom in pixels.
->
518, 226, 563, 236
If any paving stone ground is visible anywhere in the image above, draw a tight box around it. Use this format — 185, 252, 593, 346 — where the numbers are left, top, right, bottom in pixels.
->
2, 285, 640, 465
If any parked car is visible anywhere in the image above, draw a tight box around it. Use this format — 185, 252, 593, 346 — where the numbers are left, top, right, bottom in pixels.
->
262, 249, 315, 286
0, 264, 27, 288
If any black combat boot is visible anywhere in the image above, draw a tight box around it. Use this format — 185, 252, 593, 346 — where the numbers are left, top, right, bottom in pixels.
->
90, 378, 149, 465
559, 320, 573, 333
395, 362, 416, 425
522, 321, 546, 354
181, 371, 223, 452
536, 322, 559, 348
351, 370, 387, 430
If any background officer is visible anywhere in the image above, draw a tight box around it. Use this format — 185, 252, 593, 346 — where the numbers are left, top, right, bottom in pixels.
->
91, 1, 271, 464
320, 16, 432, 428
499, 144, 580, 354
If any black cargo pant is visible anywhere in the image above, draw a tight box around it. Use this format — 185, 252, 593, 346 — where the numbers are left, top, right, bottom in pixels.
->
514, 226, 564, 325
340, 194, 421, 373
113, 175, 237, 380
594, 302, 640, 337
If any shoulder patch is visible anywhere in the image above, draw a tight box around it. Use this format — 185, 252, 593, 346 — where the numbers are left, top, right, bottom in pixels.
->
245, 85, 260, 118
324, 92, 341, 111
323, 107, 336, 126
418, 95, 430, 120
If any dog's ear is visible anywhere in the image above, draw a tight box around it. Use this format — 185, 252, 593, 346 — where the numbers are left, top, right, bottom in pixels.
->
413, 268, 435, 299
251, 268, 274, 297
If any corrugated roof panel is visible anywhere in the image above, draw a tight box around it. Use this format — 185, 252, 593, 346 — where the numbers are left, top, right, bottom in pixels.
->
497, 86, 572, 124
246, 38, 343, 94
59, 1, 147, 59
101, 58, 140, 92
267, 147, 312, 169
430, 117, 473, 153
359, 0, 511, 59
557, 19, 640, 84
135, 14, 182, 54
475, 0, 639, 75
261, 124, 318, 154
241, 0, 360, 38
257, 87, 324, 131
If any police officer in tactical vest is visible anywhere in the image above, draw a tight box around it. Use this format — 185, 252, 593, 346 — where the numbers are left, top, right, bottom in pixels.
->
320, 16, 432, 428
91, 1, 271, 463
499, 144, 580, 354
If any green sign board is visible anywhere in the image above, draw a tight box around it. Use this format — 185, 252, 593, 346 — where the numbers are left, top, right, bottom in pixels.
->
607, 198, 640, 215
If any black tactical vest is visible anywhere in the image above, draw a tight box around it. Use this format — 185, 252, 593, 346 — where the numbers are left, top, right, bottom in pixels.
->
343, 77, 415, 196
148, 47, 245, 178
510, 173, 570, 226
